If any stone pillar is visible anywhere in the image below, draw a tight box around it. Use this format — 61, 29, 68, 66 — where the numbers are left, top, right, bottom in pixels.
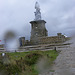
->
57, 33, 65, 43
30, 20, 48, 45
19, 37, 25, 46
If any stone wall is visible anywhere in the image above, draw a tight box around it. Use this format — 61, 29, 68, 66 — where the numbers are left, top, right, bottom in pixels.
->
37, 33, 68, 44
19, 33, 70, 46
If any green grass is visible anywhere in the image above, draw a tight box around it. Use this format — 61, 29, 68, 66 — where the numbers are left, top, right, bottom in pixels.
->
7, 50, 58, 61
7, 52, 29, 60
0, 50, 58, 75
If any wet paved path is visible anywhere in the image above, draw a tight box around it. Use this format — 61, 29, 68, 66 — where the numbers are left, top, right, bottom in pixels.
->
53, 46, 75, 75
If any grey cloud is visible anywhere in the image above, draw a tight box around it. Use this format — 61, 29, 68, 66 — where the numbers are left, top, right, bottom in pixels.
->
0, 0, 75, 44
40, 0, 75, 36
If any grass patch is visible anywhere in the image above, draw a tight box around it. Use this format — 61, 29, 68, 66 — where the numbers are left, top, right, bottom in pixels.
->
0, 50, 58, 75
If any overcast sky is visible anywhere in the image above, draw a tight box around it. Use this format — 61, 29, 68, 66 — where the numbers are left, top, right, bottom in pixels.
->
0, 0, 75, 43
